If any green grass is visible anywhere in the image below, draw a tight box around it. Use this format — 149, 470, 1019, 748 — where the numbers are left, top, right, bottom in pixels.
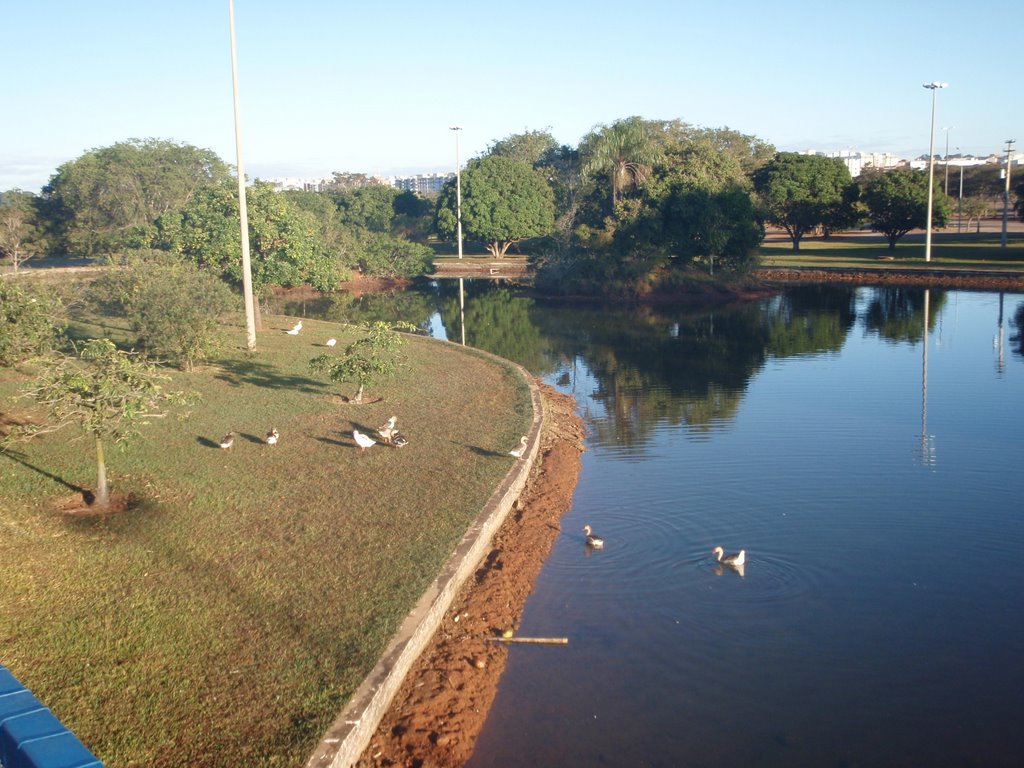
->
759, 231, 1024, 272
0, 314, 533, 767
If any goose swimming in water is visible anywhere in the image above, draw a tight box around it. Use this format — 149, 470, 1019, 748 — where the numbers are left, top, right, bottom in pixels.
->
509, 436, 528, 459
353, 429, 376, 452
583, 525, 604, 549
712, 546, 745, 567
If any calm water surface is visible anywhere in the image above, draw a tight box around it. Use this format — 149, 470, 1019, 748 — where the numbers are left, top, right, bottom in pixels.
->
275, 284, 1024, 767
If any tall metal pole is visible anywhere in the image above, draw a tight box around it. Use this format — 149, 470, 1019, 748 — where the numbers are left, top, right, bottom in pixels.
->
228, 0, 257, 350
957, 151, 964, 233
942, 127, 952, 195
1001, 139, 1016, 248
449, 126, 464, 259
923, 82, 947, 263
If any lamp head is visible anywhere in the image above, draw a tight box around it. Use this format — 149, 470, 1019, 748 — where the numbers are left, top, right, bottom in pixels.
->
922, 81, 948, 90
449, 125, 462, 131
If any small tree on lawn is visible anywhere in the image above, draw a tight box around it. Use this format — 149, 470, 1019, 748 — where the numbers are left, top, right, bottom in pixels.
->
8, 338, 196, 508
309, 321, 415, 404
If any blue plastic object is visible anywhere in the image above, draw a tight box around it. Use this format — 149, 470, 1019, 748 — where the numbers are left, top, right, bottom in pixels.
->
0, 665, 103, 768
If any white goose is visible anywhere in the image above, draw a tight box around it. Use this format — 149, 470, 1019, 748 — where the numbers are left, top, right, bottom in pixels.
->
712, 546, 746, 567
509, 436, 528, 459
583, 525, 604, 549
325, 337, 337, 347
353, 429, 376, 452
286, 320, 303, 335
377, 416, 398, 443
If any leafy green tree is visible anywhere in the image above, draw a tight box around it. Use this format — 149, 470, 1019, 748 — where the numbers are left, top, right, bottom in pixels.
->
309, 321, 415, 404
41, 139, 230, 257
436, 156, 555, 257
160, 181, 343, 296
335, 185, 401, 232
281, 189, 360, 274
0, 190, 45, 272
88, 252, 235, 370
655, 184, 764, 275
9, 338, 195, 508
753, 152, 855, 251
862, 168, 949, 250
0, 280, 65, 366
485, 129, 560, 167
354, 232, 433, 278
581, 117, 666, 212
1015, 177, 1024, 222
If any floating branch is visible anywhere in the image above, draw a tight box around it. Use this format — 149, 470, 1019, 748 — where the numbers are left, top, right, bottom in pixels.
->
486, 636, 569, 645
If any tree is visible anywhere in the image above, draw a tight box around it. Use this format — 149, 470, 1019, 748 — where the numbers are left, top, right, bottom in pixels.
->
862, 168, 949, 250
0, 280, 65, 366
87, 252, 235, 370
41, 139, 230, 257
309, 321, 415, 404
485, 129, 559, 167
656, 184, 764, 275
435, 156, 555, 257
334, 185, 401, 232
9, 339, 195, 508
0, 189, 45, 272
753, 152, 855, 251
159, 181, 344, 296
1015, 177, 1024, 222
581, 117, 665, 212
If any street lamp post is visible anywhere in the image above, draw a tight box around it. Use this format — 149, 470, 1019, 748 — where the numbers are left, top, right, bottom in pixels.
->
923, 82, 948, 263
1002, 139, 1016, 248
957, 148, 964, 233
228, 0, 257, 350
942, 126, 953, 196
449, 126, 464, 259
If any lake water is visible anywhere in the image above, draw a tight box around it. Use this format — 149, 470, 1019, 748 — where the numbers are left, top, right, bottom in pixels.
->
272, 283, 1024, 767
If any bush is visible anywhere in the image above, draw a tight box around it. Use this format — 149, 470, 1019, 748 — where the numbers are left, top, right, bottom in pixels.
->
88, 252, 234, 370
0, 279, 66, 366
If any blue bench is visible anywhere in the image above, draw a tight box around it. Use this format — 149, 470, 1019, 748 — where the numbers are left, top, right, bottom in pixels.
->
0, 666, 103, 768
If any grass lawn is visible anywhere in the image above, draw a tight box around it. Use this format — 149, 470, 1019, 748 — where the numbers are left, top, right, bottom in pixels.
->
0, 313, 533, 767
759, 230, 1024, 272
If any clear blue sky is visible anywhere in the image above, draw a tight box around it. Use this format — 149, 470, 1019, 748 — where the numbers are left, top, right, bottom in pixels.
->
2, 0, 1018, 193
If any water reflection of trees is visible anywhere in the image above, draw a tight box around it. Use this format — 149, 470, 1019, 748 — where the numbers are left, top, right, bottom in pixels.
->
863, 287, 946, 343
266, 281, 866, 450
1010, 301, 1024, 359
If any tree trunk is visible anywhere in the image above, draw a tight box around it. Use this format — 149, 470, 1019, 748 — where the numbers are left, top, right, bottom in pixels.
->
95, 437, 109, 508
353, 383, 364, 404
888, 236, 898, 250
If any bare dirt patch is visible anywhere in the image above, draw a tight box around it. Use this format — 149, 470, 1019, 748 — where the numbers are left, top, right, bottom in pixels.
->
53, 491, 133, 517
354, 382, 586, 768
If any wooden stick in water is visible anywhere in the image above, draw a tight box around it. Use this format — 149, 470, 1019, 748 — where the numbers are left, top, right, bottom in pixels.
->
486, 636, 568, 645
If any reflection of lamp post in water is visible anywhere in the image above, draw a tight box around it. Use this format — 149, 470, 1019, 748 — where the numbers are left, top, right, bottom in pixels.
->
920, 289, 936, 466
995, 292, 1005, 375
458, 278, 466, 346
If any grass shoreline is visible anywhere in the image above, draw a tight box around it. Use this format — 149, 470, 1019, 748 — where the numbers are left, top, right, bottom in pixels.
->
0, 316, 534, 767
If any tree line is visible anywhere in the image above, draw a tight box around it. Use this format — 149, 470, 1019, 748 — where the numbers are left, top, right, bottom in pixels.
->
2, 126, 1022, 298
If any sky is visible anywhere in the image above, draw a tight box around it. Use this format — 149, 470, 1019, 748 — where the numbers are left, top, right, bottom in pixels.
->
2, 0, 1019, 193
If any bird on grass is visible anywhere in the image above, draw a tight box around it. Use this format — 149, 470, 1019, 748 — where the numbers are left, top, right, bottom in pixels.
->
265, 428, 279, 446
509, 436, 528, 459
325, 337, 337, 347
390, 431, 409, 448
377, 416, 398, 443
353, 429, 376, 452
286, 320, 303, 335
219, 432, 235, 450
712, 546, 746, 567
583, 525, 604, 549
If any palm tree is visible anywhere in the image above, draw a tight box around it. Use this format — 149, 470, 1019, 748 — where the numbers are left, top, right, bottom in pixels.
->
581, 117, 665, 212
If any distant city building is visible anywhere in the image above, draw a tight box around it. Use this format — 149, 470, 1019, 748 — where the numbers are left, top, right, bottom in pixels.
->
387, 173, 454, 195
267, 177, 332, 192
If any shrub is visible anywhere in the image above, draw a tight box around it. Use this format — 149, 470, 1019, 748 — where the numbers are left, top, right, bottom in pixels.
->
0, 279, 66, 366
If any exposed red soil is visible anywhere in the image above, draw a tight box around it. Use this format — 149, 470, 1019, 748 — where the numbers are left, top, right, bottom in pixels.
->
353, 383, 586, 768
